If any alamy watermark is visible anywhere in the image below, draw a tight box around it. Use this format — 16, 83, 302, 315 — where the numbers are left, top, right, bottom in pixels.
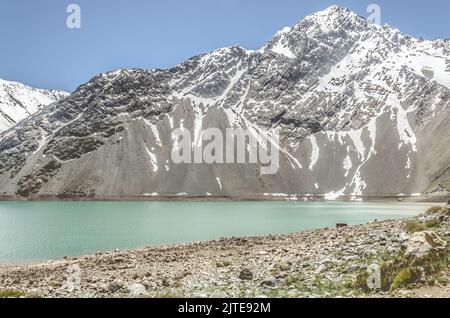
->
367, 4, 381, 26
366, 263, 382, 290
60, 264, 81, 292
66, 4, 81, 29
171, 127, 280, 175
64, 4, 383, 32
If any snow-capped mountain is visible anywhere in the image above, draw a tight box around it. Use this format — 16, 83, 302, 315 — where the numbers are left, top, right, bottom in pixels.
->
0, 78, 68, 132
0, 6, 449, 199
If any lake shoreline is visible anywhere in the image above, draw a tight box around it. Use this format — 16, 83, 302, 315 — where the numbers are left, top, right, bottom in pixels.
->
0, 194, 447, 203
1, 206, 449, 298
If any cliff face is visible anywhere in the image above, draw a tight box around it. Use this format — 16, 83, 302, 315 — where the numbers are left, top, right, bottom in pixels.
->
0, 6, 449, 198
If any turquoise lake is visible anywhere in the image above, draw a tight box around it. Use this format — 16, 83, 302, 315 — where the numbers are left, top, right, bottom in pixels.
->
0, 201, 433, 263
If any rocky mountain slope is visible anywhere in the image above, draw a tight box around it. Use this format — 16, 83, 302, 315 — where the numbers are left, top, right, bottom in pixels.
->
0, 79, 68, 133
0, 6, 449, 198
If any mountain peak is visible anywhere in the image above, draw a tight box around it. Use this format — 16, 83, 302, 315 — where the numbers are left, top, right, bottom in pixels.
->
302, 5, 365, 29
305, 5, 360, 21
315, 5, 352, 16
0, 78, 69, 133
262, 6, 367, 59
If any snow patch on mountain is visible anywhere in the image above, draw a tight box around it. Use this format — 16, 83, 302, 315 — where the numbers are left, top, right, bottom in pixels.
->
308, 135, 320, 170
145, 146, 159, 172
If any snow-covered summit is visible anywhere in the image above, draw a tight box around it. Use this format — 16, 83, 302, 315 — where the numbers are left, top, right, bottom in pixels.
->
0, 78, 68, 133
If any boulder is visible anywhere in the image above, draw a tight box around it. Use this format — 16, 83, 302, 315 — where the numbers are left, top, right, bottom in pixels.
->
128, 283, 147, 296
397, 232, 410, 243
404, 231, 447, 258
238, 268, 253, 280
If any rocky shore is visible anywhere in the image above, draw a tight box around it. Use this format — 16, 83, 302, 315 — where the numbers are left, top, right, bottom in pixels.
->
0, 206, 449, 298
1, 193, 447, 202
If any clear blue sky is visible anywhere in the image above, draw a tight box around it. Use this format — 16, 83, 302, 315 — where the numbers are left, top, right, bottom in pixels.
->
1, 0, 449, 92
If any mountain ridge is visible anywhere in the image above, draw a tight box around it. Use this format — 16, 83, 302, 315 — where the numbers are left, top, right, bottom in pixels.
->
0, 6, 449, 199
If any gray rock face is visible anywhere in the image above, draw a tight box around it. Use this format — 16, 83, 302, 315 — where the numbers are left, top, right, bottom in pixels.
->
0, 6, 449, 198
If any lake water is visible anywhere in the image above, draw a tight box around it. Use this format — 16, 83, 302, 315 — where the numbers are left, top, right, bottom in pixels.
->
0, 201, 433, 263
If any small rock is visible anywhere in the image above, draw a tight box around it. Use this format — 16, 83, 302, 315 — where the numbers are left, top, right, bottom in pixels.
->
315, 264, 326, 274
343, 255, 358, 261
111, 257, 125, 264
346, 264, 365, 274
261, 278, 279, 288
287, 289, 300, 296
161, 278, 170, 287
275, 272, 288, 279
398, 290, 414, 296
128, 283, 147, 296
364, 249, 377, 257
211, 293, 229, 298
387, 246, 399, 254
302, 263, 311, 268
396, 232, 410, 243
107, 281, 123, 293
239, 268, 253, 280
